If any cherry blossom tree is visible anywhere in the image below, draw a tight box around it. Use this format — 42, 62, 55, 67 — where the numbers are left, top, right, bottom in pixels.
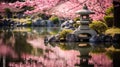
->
0, 0, 112, 20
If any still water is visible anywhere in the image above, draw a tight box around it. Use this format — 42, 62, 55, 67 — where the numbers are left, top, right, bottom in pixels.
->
0, 27, 120, 67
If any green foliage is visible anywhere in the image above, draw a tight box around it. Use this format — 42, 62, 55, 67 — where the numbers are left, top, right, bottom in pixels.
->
73, 21, 80, 28
89, 21, 108, 34
104, 6, 114, 27
105, 6, 113, 15
105, 28, 120, 35
74, 17, 80, 22
104, 16, 113, 27
73, 23, 80, 28
49, 16, 59, 24
59, 29, 73, 39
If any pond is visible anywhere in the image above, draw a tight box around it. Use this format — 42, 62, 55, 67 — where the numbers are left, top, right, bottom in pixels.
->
0, 27, 120, 67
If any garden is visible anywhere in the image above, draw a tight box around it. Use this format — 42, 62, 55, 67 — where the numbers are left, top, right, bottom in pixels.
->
0, 0, 120, 67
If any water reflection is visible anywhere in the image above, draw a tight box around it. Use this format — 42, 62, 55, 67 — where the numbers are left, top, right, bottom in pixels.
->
0, 27, 60, 35
49, 42, 113, 67
0, 27, 120, 67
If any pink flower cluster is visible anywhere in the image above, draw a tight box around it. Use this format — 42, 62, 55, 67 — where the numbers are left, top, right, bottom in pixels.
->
0, 0, 112, 20
0, 3, 19, 12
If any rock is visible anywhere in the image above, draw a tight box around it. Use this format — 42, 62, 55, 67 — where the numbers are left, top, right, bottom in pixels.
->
66, 34, 79, 42
44, 36, 49, 43
69, 20, 74, 24
99, 34, 106, 41
46, 20, 54, 27
113, 34, 120, 42
104, 35, 112, 42
32, 19, 41, 26
89, 35, 101, 42
61, 21, 70, 28
61, 20, 75, 30
98, 34, 112, 42
113, 43, 120, 49
48, 35, 56, 42
40, 20, 46, 26
68, 25, 75, 30
46, 35, 60, 42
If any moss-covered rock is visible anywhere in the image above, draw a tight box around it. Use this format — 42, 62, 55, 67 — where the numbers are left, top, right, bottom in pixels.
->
59, 29, 73, 40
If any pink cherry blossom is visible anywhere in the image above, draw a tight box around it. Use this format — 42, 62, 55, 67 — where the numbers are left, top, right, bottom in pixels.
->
0, 0, 112, 20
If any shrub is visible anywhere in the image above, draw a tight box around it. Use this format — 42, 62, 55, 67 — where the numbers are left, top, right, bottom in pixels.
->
105, 6, 113, 15
104, 6, 113, 27
74, 17, 80, 22
89, 21, 108, 34
49, 16, 59, 24
104, 16, 113, 27
59, 29, 73, 39
105, 28, 120, 35
73, 21, 80, 28
73, 17, 80, 28
26, 20, 32, 26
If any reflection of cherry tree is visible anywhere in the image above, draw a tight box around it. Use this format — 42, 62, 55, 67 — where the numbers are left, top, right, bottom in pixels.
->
0, 0, 112, 20
89, 53, 113, 67
9, 38, 80, 67
8, 37, 113, 67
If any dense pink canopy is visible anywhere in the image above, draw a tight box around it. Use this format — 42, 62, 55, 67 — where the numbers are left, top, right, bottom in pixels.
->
0, 0, 112, 20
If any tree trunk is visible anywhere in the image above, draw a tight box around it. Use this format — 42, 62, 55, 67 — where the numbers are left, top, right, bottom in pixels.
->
0, 0, 24, 3
113, 0, 120, 28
